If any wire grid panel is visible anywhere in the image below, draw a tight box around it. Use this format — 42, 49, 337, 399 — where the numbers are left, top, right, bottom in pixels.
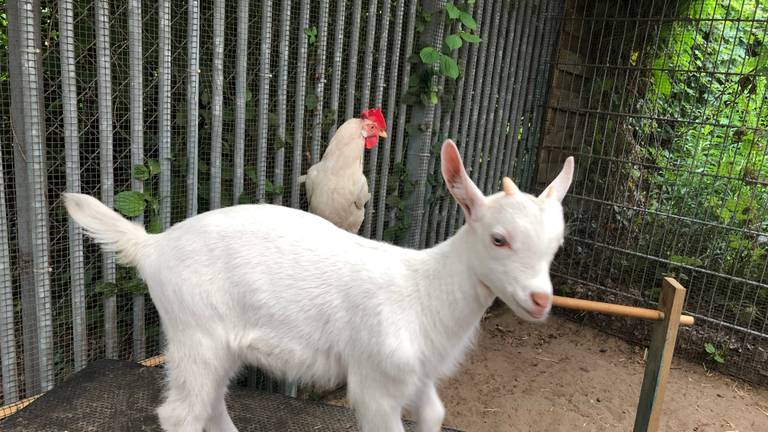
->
542, 0, 768, 384
0, 0, 560, 411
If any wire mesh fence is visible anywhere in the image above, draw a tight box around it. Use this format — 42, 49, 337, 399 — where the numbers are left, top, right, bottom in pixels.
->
0, 0, 560, 412
542, 0, 768, 384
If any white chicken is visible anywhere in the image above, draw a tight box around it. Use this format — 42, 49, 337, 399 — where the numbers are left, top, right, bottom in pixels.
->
302, 108, 388, 233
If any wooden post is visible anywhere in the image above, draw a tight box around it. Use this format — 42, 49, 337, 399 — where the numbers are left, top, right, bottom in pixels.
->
633, 277, 686, 432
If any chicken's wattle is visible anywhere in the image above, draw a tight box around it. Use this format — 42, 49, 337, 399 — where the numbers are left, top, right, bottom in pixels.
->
364, 135, 379, 149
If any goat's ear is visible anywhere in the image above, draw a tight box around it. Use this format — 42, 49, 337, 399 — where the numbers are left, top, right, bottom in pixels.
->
441, 139, 485, 221
539, 156, 575, 202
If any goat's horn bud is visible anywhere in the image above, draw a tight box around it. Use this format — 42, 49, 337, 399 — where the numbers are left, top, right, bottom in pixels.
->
502, 177, 518, 196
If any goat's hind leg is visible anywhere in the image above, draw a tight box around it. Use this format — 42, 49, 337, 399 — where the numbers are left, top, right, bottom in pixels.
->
412, 382, 445, 432
347, 368, 409, 432
156, 341, 239, 432
205, 396, 238, 432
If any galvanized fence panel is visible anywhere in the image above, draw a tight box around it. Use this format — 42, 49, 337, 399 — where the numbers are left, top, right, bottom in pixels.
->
542, 0, 768, 384
0, 0, 566, 411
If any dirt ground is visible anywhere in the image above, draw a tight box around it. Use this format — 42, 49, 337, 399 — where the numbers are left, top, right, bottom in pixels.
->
322, 306, 768, 431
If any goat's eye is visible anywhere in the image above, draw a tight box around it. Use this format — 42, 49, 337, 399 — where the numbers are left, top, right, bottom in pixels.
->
491, 234, 508, 247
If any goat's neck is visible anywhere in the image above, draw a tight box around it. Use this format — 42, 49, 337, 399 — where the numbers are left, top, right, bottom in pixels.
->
413, 226, 496, 344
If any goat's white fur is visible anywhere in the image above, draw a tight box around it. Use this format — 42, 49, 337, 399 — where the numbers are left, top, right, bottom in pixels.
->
63, 139, 574, 432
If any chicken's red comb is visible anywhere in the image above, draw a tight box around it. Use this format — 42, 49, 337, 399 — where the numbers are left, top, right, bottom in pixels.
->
360, 107, 387, 131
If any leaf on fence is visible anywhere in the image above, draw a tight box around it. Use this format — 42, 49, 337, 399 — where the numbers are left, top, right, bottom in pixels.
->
440, 55, 460, 79
114, 191, 147, 217
132, 164, 149, 181
444, 3, 461, 20
420, 47, 441, 65
460, 31, 481, 43
148, 159, 161, 176
459, 11, 477, 30
445, 34, 462, 50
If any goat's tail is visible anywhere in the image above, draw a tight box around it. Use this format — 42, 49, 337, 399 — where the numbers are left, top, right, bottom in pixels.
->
297, 174, 307, 184
63, 193, 151, 267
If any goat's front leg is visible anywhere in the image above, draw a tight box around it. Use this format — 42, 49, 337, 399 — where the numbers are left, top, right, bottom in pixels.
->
347, 368, 407, 432
413, 382, 445, 432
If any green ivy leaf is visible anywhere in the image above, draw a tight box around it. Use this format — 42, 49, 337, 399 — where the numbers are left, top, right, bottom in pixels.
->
444, 3, 461, 19
123, 276, 148, 295
95, 281, 118, 297
420, 47, 442, 65
704, 342, 716, 354
440, 55, 460, 79
460, 31, 482, 43
459, 12, 477, 30
445, 34, 462, 50
304, 26, 317, 44
148, 159, 161, 176
133, 164, 149, 181
114, 191, 147, 217
306, 92, 319, 110
429, 92, 439, 105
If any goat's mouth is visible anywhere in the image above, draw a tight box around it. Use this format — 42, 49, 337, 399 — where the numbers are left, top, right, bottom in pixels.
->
504, 294, 549, 322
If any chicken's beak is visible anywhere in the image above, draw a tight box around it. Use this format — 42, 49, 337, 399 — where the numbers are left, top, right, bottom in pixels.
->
378, 130, 388, 138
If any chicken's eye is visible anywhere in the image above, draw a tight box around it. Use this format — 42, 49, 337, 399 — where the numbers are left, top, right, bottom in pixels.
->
491, 234, 508, 247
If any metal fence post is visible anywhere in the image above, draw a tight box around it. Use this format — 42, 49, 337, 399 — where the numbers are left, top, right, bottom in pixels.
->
326, 1, 347, 139
273, 0, 290, 206
447, 0, 485, 235
209, 0, 225, 209
128, 0, 146, 362
158, 0, 172, 228
403, 0, 447, 248
289, 0, 310, 208
234, 0, 250, 205
7, 0, 53, 392
374, 0, 407, 241
525, 0, 564, 191
0, 133, 19, 404
256, 0, 273, 204
95, 0, 117, 360
309, 0, 331, 167
388, 0, 418, 230
344, 0, 364, 120
186, 0, 201, 217
59, 0, 87, 371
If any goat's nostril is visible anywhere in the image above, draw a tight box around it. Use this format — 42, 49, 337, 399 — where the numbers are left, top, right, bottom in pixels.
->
530, 293, 551, 309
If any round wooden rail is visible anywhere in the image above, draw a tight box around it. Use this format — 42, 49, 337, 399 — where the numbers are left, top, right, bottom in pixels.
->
552, 295, 695, 326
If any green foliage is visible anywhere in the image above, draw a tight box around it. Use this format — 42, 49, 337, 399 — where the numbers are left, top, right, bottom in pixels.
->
99, 160, 164, 300
114, 191, 147, 217
304, 26, 317, 45
383, 162, 415, 243
631, 0, 768, 313
704, 342, 727, 364
405, 1, 481, 108
419, 47, 442, 64
113, 160, 163, 234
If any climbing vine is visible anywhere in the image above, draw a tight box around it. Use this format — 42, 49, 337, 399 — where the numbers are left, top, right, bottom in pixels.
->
403, 1, 481, 107
384, 1, 481, 243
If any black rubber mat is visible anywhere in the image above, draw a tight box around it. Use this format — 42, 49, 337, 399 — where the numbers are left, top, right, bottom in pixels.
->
1, 359, 461, 431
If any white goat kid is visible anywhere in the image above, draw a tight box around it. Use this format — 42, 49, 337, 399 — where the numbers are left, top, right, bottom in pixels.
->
63, 139, 574, 432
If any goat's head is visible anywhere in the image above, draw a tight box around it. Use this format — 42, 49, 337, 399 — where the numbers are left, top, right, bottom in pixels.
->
441, 139, 574, 322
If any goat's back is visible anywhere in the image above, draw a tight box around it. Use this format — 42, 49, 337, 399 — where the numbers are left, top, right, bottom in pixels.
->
138, 204, 419, 384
